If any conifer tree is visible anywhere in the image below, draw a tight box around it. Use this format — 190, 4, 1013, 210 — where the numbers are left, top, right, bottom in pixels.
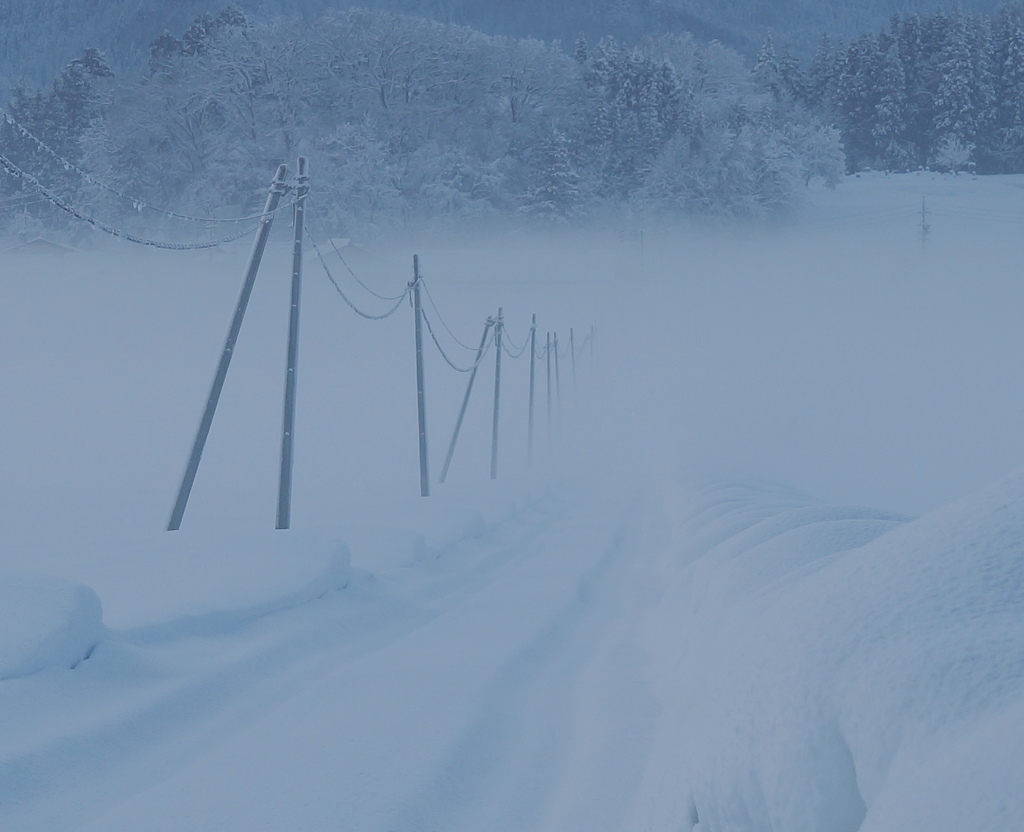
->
874, 42, 912, 170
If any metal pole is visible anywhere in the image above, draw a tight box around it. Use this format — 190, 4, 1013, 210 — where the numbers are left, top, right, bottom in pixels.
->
277, 156, 308, 530
546, 331, 552, 448
168, 163, 289, 531
439, 319, 493, 484
412, 256, 430, 497
527, 314, 536, 465
570, 327, 577, 390
490, 308, 503, 480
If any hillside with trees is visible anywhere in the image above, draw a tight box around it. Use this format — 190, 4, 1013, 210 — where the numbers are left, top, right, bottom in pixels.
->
0, 8, 842, 240
0, 0, 1006, 98
756, 5, 1024, 173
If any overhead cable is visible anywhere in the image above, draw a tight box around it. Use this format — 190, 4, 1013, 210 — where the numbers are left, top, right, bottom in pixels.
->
0, 153, 264, 250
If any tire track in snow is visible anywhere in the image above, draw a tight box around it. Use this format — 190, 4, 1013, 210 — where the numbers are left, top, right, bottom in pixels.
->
1, 497, 625, 832
389, 496, 662, 832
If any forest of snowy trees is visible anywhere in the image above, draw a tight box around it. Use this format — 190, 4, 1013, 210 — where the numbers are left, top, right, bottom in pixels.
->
0, 7, 843, 238
2, 4, 1023, 239
763, 5, 1024, 173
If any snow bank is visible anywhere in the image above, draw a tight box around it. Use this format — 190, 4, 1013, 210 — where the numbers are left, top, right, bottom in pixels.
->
0, 572, 103, 680
326, 503, 485, 571
643, 473, 1024, 832
0, 531, 350, 643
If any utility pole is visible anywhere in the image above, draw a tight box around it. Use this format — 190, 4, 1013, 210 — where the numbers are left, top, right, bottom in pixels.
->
490, 308, 503, 480
277, 156, 309, 530
546, 331, 552, 449
412, 256, 430, 497
168, 163, 289, 531
528, 314, 536, 465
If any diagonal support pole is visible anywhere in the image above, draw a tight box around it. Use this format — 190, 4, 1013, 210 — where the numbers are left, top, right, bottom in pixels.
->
168, 163, 289, 531
439, 318, 494, 484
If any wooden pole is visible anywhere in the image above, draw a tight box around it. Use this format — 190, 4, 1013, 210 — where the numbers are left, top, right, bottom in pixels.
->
168, 163, 289, 531
277, 156, 309, 530
412, 256, 430, 497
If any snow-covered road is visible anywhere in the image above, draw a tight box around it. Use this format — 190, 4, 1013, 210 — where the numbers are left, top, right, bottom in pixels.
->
3, 488, 667, 832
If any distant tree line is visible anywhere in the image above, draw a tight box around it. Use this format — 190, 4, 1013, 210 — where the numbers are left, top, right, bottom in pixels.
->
757, 4, 1024, 173
0, 7, 842, 240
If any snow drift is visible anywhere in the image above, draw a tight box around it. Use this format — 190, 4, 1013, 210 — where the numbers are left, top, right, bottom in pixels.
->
640, 473, 1024, 831
0, 572, 102, 680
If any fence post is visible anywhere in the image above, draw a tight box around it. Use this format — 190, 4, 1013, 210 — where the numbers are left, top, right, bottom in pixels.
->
167, 163, 289, 531
412, 256, 430, 497
490, 307, 503, 480
277, 156, 309, 530
439, 318, 493, 484
528, 313, 536, 465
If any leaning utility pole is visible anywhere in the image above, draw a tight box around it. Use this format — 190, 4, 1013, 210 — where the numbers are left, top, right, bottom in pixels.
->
168, 163, 289, 531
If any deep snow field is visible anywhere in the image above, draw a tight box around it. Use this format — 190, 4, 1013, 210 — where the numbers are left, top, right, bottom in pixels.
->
2, 171, 1024, 831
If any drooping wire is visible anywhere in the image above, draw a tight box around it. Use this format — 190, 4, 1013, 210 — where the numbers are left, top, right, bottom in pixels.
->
419, 278, 480, 352
307, 200, 407, 301
420, 303, 495, 373
0, 152, 264, 250
308, 228, 409, 320
502, 321, 529, 351
500, 324, 532, 359
0, 109, 295, 225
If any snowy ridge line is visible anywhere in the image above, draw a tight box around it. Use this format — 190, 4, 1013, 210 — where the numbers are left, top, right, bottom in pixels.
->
0, 153, 268, 250
0, 108, 299, 226
112, 537, 352, 645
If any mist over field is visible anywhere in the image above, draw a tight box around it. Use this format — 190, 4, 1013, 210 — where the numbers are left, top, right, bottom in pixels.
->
3, 1, 1024, 830
3, 169, 1024, 830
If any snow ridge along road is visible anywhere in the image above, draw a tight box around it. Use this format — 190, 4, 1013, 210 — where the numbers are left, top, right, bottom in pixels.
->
1, 488, 662, 832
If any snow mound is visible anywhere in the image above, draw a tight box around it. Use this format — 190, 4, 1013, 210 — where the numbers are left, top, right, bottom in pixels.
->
107, 530, 351, 642
0, 572, 103, 681
1, 531, 350, 643
645, 473, 1024, 832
